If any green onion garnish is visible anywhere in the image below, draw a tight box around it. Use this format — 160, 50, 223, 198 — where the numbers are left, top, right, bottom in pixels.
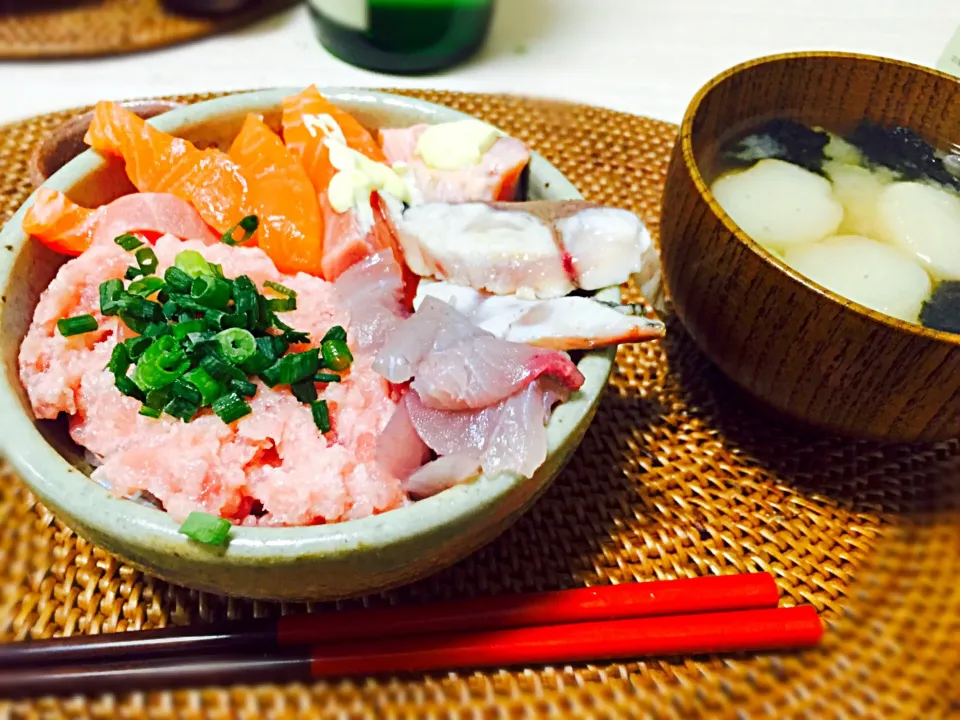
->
263, 281, 297, 299
172, 319, 206, 341
135, 247, 158, 276
229, 378, 257, 398
125, 265, 142, 281
163, 266, 193, 294
200, 354, 246, 382
221, 215, 259, 246
175, 250, 213, 278
139, 405, 162, 419
124, 335, 152, 360
311, 399, 331, 433
182, 366, 223, 405
57, 314, 98, 337
115, 373, 145, 401
133, 336, 190, 390
314, 372, 341, 384
291, 378, 318, 403
191, 275, 232, 309
322, 326, 347, 344
99, 279, 124, 314
178, 511, 232, 546
212, 392, 252, 424
267, 297, 296, 313
164, 396, 199, 422
114, 233, 143, 251
321, 339, 353, 372
128, 276, 165, 298
107, 344, 130, 375
260, 348, 320, 388
216, 328, 256, 365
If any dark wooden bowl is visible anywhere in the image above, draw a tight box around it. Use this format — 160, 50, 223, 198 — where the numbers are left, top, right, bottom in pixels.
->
659, 52, 960, 442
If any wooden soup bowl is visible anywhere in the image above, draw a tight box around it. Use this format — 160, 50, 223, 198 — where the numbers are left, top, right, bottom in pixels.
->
659, 52, 960, 442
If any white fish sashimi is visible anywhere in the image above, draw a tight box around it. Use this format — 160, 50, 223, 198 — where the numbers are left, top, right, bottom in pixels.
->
415, 281, 665, 350
397, 202, 575, 299
375, 398, 431, 483
374, 297, 584, 410
404, 453, 482, 499
332, 249, 408, 353
396, 201, 662, 304
405, 380, 562, 481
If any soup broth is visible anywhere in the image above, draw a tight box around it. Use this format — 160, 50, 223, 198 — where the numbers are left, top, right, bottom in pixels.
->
708, 117, 960, 333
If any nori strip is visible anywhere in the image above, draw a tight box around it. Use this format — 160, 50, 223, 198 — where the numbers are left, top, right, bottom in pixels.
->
726, 119, 830, 174
920, 281, 960, 334
848, 121, 960, 192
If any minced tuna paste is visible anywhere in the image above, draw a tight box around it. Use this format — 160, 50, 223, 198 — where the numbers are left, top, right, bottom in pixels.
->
19, 235, 405, 526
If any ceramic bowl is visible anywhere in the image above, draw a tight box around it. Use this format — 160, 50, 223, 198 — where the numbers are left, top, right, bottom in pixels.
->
659, 52, 960, 443
0, 89, 615, 600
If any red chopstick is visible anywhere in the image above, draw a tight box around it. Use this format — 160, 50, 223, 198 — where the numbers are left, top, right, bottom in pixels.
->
0, 606, 822, 697
0, 572, 780, 669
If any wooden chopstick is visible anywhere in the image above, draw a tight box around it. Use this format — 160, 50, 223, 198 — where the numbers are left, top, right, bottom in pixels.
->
0, 607, 823, 698
0, 572, 779, 669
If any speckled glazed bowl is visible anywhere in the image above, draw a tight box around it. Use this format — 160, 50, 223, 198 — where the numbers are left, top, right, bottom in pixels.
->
0, 89, 616, 601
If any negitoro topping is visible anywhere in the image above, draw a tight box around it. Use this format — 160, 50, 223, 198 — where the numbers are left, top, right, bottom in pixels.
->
61, 224, 353, 433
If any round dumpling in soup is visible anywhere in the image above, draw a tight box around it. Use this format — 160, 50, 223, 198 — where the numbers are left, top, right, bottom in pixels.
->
824, 160, 894, 238
783, 235, 931, 323
876, 181, 960, 280
711, 158, 843, 252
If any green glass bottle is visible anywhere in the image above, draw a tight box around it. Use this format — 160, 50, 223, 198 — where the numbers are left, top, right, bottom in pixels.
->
307, 0, 494, 75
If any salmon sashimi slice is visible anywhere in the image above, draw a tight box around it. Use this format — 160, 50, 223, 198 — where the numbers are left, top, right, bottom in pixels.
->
379, 123, 531, 203
228, 113, 323, 275
23, 187, 105, 256
83, 101, 250, 234
282, 86, 414, 289
23, 188, 219, 256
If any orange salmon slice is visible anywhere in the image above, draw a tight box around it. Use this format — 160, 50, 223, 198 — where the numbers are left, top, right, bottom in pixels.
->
83, 101, 249, 235
281, 85, 414, 290
22, 187, 103, 256
228, 113, 323, 276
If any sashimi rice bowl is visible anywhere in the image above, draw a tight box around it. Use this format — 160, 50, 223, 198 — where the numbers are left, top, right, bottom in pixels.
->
0, 88, 665, 599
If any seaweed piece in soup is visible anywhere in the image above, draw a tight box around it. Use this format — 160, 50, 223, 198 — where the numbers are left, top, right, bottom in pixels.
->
849, 121, 960, 192
727, 119, 830, 174
919, 281, 960, 334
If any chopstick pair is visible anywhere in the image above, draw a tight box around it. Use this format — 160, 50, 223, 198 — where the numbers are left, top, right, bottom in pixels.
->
0, 572, 822, 698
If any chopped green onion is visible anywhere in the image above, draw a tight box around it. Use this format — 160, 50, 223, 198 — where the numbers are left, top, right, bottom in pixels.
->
209, 263, 225, 278
291, 378, 318, 403
314, 372, 341, 384
125, 266, 142, 281
311, 399, 330, 433
267, 297, 297, 313
174, 250, 213, 278
263, 280, 297, 299
221, 215, 259, 246
119, 313, 149, 335
135, 247, 159, 276
107, 344, 130, 375
143, 388, 171, 412
321, 339, 353, 372
182, 366, 223, 405
171, 378, 202, 405
57, 314, 98, 337
231, 276, 259, 327
163, 266, 193, 294
191, 275, 232, 309
322, 326, 347, 343
212, 392, 252, 424
99, 279, 124, 314
260, 348, 320, 387
172, 319, 206, 341
143, 322, 171, 339
164, 396, 199, 422
124, 335, 153, 360
114, 233, 143, 251
178, 511, 232, 546
216, 328, 256, 365
114, 373, 145, 401
200, 353, 246, 382
229, 379, 257, 398
133, 336, 190, 390
138, 405, 162, 419
128, 276, 165, 298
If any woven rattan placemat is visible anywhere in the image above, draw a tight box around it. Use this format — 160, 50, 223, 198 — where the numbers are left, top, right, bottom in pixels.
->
0, 0, 296, 59
1, 90, 959, 718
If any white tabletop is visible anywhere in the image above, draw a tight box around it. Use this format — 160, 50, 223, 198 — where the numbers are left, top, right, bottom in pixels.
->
0, 0, 957, 127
